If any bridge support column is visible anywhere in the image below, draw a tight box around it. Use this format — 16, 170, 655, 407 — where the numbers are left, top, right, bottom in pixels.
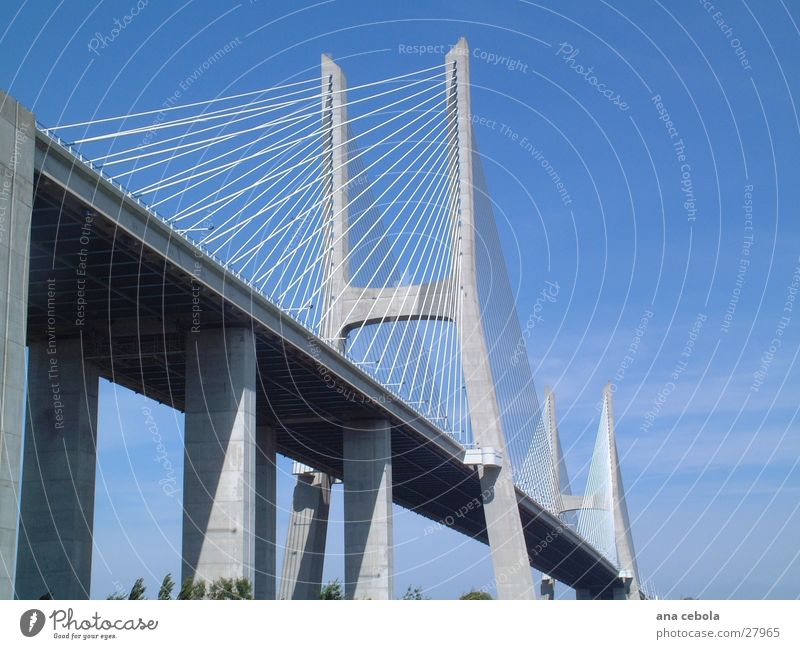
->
254, 424, 276, 599
0, 92, 34, 600
541, 574, 555, 600
477, 466, 536, 599
16, 339, 100, 599
343, 419, 392, 600
279, 466, 331, 600
575, 585, 625, 600
182, 327, 257, 588
612, 579, 632, 600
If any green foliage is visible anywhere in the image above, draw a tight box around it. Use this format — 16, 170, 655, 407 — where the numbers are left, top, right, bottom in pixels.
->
207, 577, 253, 600
459, 590, 493, 600
402, 585, 425, 600
178, 577, 207, 600
232, 577, 254, 600
128, 578, 146, 600
158, 573, 175, 600
320, 579, 343, 600
108, 575, 254, 600
176, 576, 252, 599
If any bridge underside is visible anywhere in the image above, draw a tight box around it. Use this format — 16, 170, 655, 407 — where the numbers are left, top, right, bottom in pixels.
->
25, 135, 621, 595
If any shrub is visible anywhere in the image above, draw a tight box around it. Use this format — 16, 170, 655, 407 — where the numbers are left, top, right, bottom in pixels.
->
402, 586, 425, 600
459, 590, 492, 600
320, 579, 343, 600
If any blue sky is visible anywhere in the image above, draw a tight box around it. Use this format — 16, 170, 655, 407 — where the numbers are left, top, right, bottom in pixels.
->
2, 0, 799, 599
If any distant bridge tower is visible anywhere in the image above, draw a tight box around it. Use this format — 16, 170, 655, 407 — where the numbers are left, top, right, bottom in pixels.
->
548, 385, 643, 600
598, 383, 642, 599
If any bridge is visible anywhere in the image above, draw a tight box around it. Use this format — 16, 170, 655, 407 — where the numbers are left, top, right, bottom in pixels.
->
0, 38, 644, 600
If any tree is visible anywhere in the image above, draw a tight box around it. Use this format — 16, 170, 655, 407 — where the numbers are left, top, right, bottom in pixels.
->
208, 577, 253, 600
402, 586, 425, 600
158, 574, 175, 600
230, 577, 253, 600
320, 579, 343, 600
108, 575, 254, 600
177, 578, 207, 600
459, 590, 492, 600
128, 578, 146, 600
108, 578, 147, 600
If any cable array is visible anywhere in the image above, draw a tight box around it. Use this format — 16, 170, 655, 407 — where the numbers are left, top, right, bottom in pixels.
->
48, 66, 470, 445
331, 82, 468, 441
471, 144, 558, 513
576, 396, 619, 567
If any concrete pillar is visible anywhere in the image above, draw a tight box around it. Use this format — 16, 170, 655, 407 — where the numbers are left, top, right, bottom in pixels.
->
541, 574, 555, 600
0, 92, 34, 600
254, 424, 276, 599
575, 585, 622, 600
446, 38, 536, 600
477, 465, 536, 599
612, 579, 631, 600
278, 466, 331, 600
15, 339, 100, 599
182, 327, 257, 588
343, 419, 392, 600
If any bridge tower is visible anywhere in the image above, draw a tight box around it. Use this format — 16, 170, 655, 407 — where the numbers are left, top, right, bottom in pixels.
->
289, 40, 536, 600
444, 37, 536, 600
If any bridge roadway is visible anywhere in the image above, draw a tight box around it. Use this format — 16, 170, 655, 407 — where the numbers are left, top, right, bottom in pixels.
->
28, 130, 622, 595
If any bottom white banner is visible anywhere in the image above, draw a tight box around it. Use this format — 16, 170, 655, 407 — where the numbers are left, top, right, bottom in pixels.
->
0, 600, 796, 647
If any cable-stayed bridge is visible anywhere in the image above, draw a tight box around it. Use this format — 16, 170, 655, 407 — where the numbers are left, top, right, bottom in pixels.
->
0, 38, 644, 600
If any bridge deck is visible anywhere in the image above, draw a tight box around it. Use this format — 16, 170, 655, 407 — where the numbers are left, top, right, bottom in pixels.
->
27, 131, 621, 593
